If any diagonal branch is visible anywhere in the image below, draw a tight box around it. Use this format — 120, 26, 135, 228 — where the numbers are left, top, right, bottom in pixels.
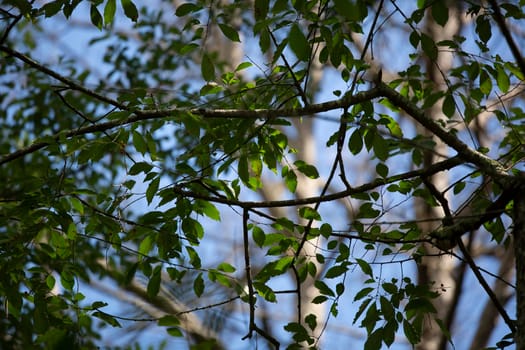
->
456, 239, 516, 333
0, 44, 126, 109
487, 0, 525, 77
0, 88, 383, 166
430, 185, 517, 242
377, 84, 509, 181
173, 156, 464, 209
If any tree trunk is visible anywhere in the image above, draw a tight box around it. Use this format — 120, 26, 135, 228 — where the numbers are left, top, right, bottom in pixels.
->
514, 194, 525, 349
416, 4, 461, 350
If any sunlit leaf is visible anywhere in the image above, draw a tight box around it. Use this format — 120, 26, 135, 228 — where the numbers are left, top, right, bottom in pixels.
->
104, 0, 117, 25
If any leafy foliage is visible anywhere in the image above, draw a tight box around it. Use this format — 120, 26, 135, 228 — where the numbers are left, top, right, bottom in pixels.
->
0, 0, 524, 349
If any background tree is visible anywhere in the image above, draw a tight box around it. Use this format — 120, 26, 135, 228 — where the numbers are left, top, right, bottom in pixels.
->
0, 1, 524, 349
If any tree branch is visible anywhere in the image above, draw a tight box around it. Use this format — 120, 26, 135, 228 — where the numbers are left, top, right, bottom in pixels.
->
241, 208, 257, 341
0, 44, 126, 109
0, 88, 382, 166
377, 84, 510, 182
173, 156, 464, 209
487, 0, 525, 77
430, 185, 517, 242
456, 239, 516, 333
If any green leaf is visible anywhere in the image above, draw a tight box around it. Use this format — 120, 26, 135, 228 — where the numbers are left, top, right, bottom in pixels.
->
353, 298, 372, 324
132, 130, 148, 155
274, 256, 294, 273
479, 69, 492, 95
90, 5, 103, 29
364, 328, 382, 350
376, 163, 388, 178
201, 54, 215, 81
46, 275, 56, 290
139, 235, 154, 256
254, 0, 269, 21
104, 0, 117, 25
259, 27, 271, 52
334, 0, 366, 21
319, 223, 332, 238
362, 303, 379, 334
354, 287, 374, 301
356, 258, 373, 277
254, 282, 276, 302
349, 129, 363, 155
251, 157, 263, 177
93, 311, 121, 328
158, 315, 180, 327
431, 0, 449, 26
403, 319, 420, 344
325, 264, 348, 278
476, 16, 492, 43
217, 262, 236, 273
305, 314, 317, 331
42, 1, 63, 17
358, 202, 380, 219
70, 197, 84, 215
383, 321, 397, 346
175, 3, 201, 16
198, 200, 221, 221
312, 295, 328, 304
380, 296, 395, 320
336, 282, 345, 296
288, 23, 310, 61
442, 93, 455, 118
282, 166, 297, 193
218, 23, 241, 42
405, 298, 437, 314
252, 225, 265, 247
435, 318, 452, 343
182, 218, 204, 244
186, 246, 202, 268
409, 31, 420, 49
420, 33, 438, 60
120, 0, 138, 22
298, 207, 321, 221
238, 155, 249, 186
382, 282, 398, 295
129, 161, 153, 175
314, 280, 335, 297
373, 133, 389, 161
167, 327, 183, 337
235, 62, 253, 71
294, 160, 319, 179
147, 266, 162, 298
496, 64, 510, 93
453, 181, 466, 195
194, 273, 205, 297
146, 177, 160, 204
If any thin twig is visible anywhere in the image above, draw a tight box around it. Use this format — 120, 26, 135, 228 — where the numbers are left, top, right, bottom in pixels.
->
241, 208, 256, 340
0, 45, 126, 109
487, 0, 525, 77
456, 238, 516, 333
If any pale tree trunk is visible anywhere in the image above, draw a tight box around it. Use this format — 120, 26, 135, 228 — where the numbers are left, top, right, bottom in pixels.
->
415, 4, 461, 350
